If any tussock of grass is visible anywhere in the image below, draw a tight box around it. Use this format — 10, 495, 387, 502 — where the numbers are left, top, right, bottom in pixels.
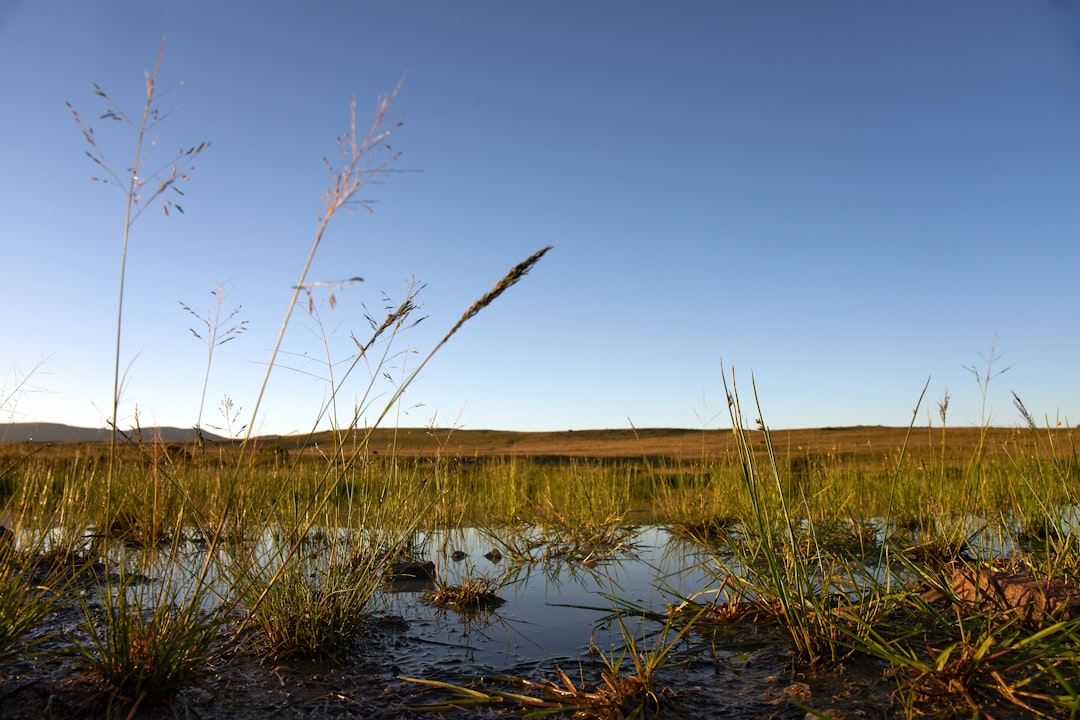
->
421, 574, 506, 613
75, 588, 224, 708
237, 550, 385, 659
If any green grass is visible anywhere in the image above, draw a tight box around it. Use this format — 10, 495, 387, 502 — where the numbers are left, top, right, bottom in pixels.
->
233, 534, 389, 659
4, 401, 1080, 716
74, 578, 224, 709
0, 534, 64, 668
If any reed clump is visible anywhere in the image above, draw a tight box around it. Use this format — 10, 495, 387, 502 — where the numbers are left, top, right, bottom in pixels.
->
74, 580, 225, 710
232, 533, 391, 659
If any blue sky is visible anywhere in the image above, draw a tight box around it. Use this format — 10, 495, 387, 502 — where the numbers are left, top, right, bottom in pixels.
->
2, 1, 1078, 437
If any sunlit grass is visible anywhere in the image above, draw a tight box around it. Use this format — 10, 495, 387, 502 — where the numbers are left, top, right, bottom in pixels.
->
4, 409, 1080, 717
74, 578, 224, 710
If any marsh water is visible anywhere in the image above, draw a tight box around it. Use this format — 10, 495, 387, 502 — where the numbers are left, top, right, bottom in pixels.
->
377, 525, 818, 716
385, 526, 718, 675
10, 512, 1076, 718
370, 515, 1077, 716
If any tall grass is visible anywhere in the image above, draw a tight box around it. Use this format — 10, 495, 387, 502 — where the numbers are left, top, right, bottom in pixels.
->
712, 369, 855, 662
66, 62, 219, 704
239, 79, 405, 456
4, 387, 1079, 715
67, 38, 209, 474
0, 526, 67, 667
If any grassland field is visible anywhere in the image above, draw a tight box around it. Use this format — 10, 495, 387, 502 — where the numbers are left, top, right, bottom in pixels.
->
5, 424, 1074, 465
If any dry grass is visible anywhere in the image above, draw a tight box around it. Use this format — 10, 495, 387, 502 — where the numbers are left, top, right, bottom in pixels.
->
8, 424, 1073, 465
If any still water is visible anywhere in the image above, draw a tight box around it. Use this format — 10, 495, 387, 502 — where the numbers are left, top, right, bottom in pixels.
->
385, 526, 720, 676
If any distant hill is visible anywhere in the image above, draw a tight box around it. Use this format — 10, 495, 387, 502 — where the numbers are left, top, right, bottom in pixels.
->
0, 423, 219, 444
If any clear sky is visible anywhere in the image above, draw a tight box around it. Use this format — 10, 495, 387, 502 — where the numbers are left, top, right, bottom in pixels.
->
2, 1, 1078, 437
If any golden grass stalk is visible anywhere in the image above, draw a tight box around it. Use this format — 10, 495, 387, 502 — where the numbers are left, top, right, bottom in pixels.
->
340, 245, 552, 466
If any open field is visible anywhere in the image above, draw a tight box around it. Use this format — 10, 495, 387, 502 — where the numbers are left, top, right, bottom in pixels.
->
6, 423, 1077, 462
299, 424, 1079, 463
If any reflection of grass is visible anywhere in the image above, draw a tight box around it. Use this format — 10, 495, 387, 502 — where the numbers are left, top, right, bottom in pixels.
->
665, 514, 740, 547
478, 523, 546, 565
538, 510, 639, 565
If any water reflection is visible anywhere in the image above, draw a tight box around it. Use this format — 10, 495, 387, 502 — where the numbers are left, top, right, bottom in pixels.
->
15, 512, 1077, 680
386, 526, 718, 675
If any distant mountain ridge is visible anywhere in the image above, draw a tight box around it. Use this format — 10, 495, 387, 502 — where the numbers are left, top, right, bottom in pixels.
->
0, 423, 218, 443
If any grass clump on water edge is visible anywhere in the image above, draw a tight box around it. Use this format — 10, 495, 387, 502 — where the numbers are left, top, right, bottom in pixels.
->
232, 531, 397, 659
74, 580, 224, 712
421, 572, 507, 614
709, 368, 860, 664
532, 463, 639, 564
406, 586, 701, 717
